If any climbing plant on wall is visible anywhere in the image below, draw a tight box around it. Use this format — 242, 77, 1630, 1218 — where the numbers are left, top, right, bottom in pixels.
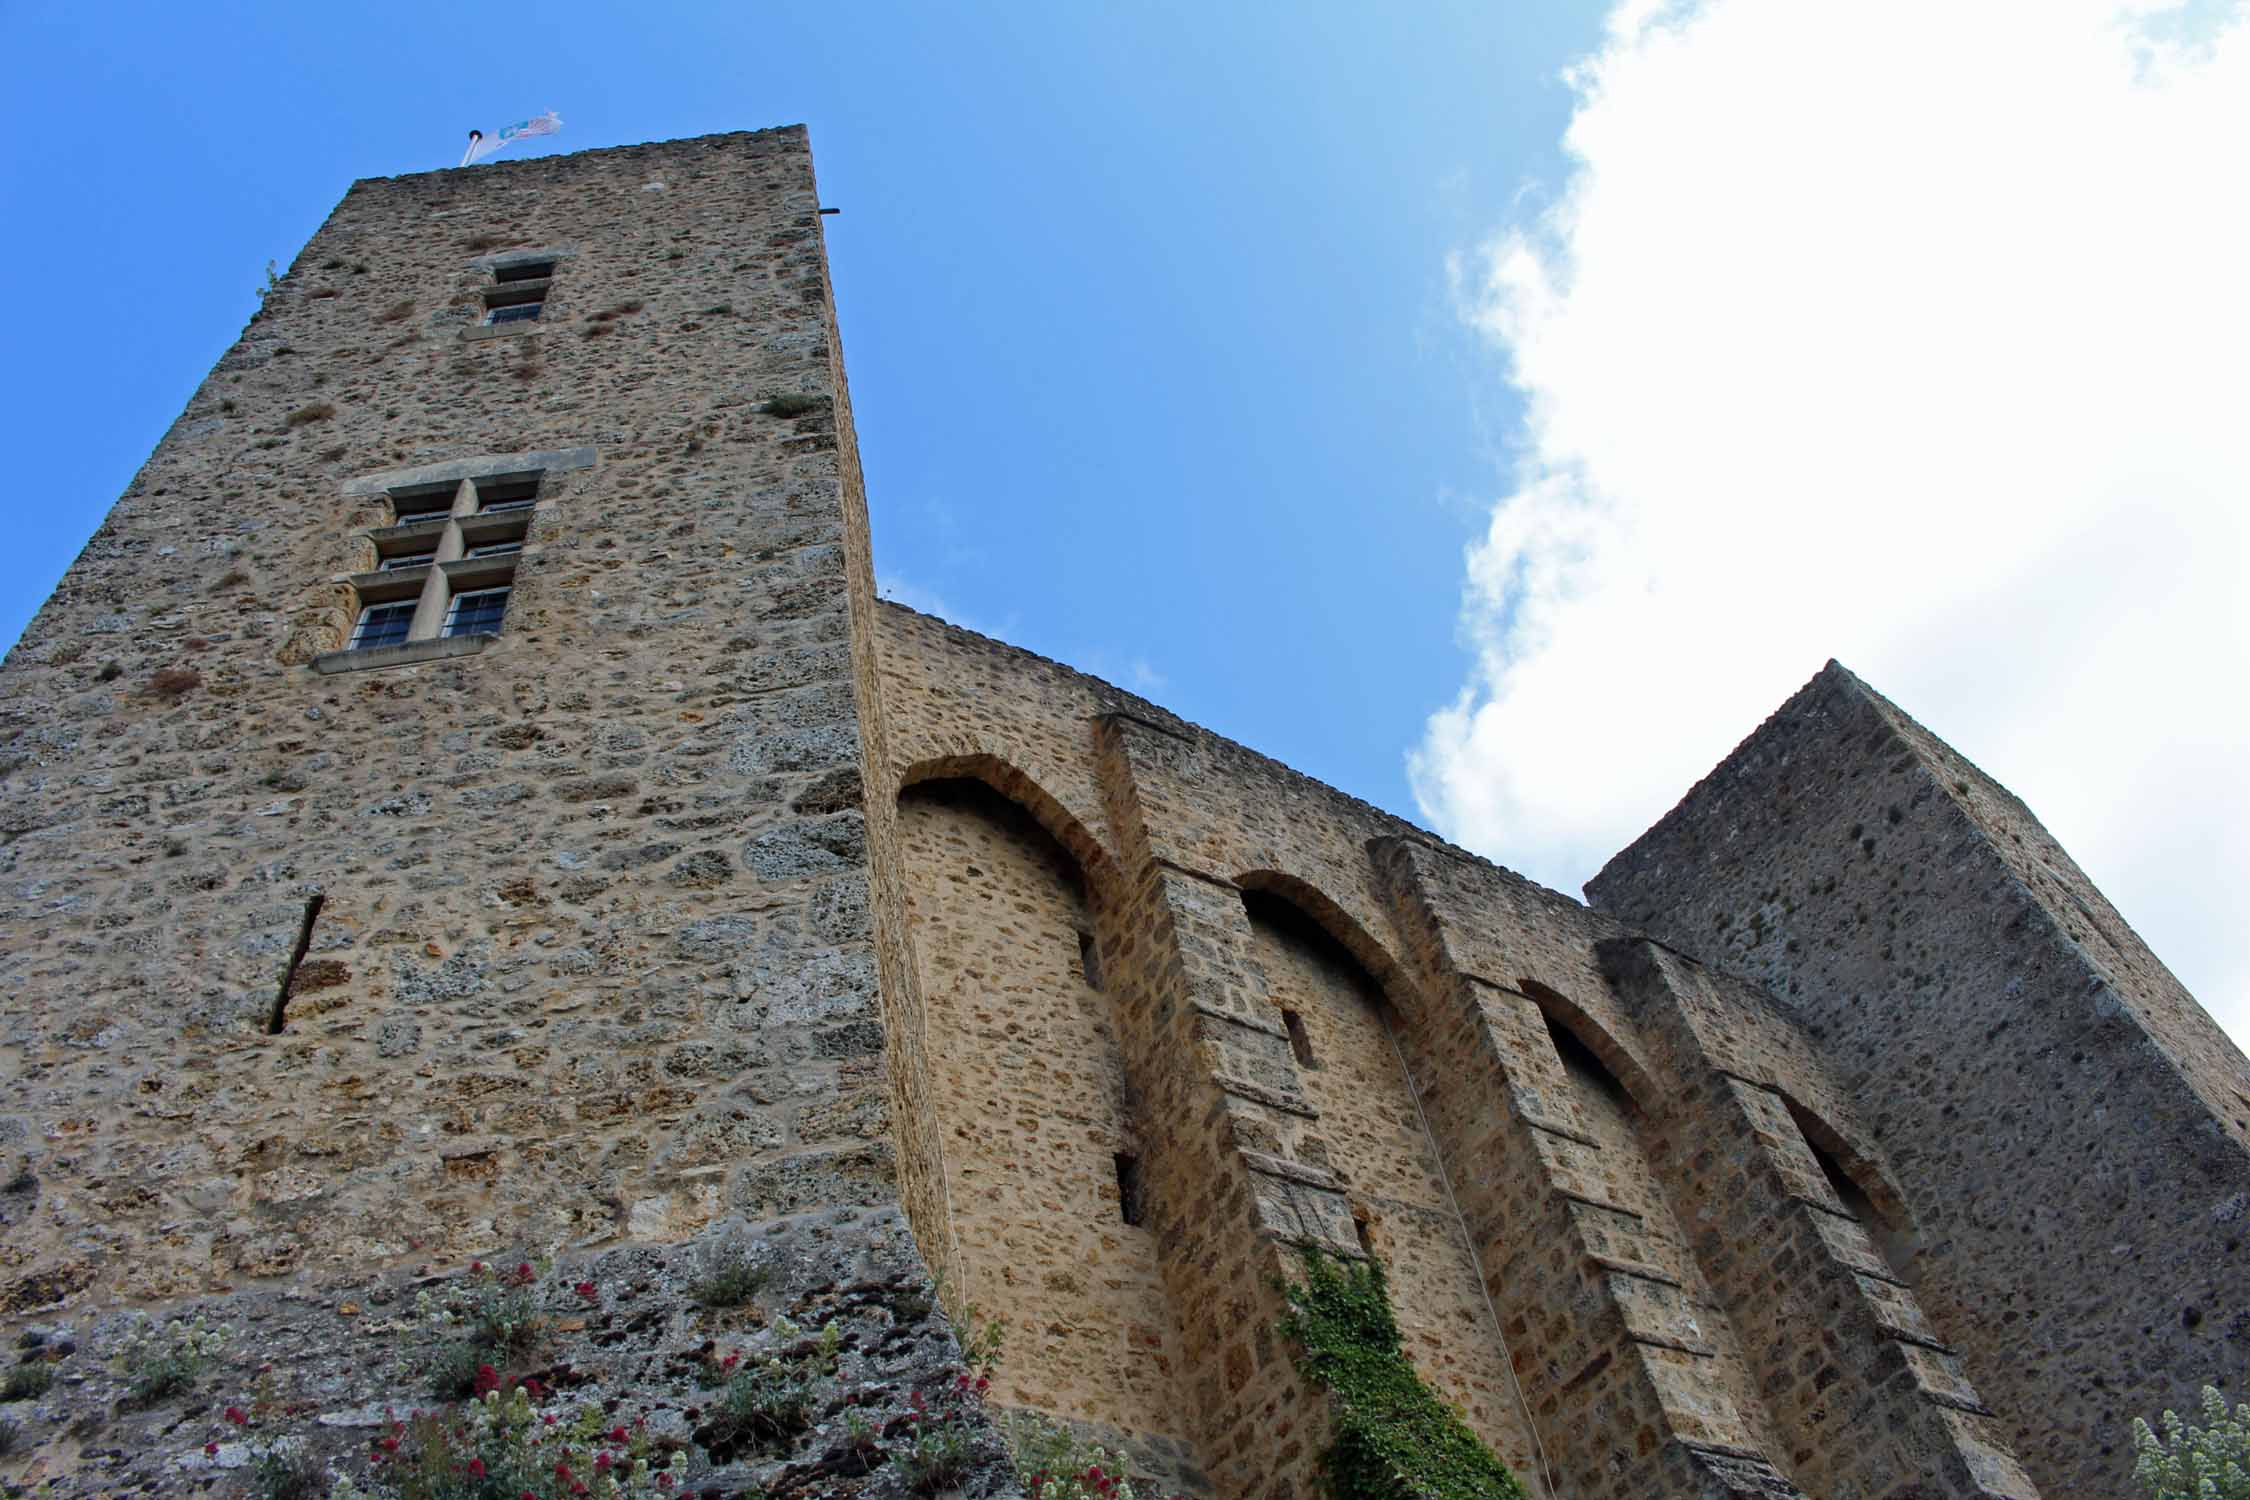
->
1278, 1252, 1527, 1500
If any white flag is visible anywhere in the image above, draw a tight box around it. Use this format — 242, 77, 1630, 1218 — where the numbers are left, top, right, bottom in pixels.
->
462, 111, 563, 166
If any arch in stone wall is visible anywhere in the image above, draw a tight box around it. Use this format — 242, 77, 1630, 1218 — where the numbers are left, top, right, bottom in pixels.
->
1234, 868, 1415, 1012
1777, 1091, 1917, 1236
1514, 976, 1662, 1111
891, 774, 1194, 1476
1231, 871, 1546, 1472
899, 751, 1115, 899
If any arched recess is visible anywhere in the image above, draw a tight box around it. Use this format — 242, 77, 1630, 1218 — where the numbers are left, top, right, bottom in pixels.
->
899, 752, 1115, 902
892, 774, 1192, 1476
1512, 973, 1793, 1468
1235, 876, 1542, 1480
1779, 1093, 1921, 1277
1515, 977, 1662, 1111
1234, 870, 1414, 1008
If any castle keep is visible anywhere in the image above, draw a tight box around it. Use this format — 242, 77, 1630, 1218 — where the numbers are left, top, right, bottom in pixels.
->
0, 127, 2241, 1499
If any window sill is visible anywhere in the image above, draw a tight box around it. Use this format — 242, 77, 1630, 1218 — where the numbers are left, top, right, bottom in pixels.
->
311, 633, 494, 675
460, 321, 544, 343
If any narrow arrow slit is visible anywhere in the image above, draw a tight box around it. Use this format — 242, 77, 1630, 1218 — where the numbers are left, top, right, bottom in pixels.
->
270, 893, 325, 1035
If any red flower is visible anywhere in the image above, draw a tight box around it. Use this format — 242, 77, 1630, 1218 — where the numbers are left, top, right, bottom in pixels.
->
595, 1451, 615, 1471
467, 1459, 488, 1479
470, 1260, 485, 1272
475, 1364, 501, 1396
380, 1436, 399, 1454
574, 1280, 598, 1300
205, 1443, 219, 1457
224, 1405, 248, 1425
555, 1460, 574, 1480
610, 1425, 629, 1443
515, 1261, 534, 1282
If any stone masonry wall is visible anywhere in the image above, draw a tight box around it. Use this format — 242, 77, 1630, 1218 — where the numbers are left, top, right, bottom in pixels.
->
1589, 660, 2250, 1497
866, 606, 2057, 1499
894, 779, 1198, 1490
0, 128, 1017, 1494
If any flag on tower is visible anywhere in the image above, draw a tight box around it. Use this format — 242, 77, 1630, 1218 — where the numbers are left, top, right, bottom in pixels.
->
460, 111, 563, 166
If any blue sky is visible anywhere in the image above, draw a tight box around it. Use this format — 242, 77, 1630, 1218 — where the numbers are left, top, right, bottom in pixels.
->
0, 0, 1598, 814
5, 1, 2245, 1026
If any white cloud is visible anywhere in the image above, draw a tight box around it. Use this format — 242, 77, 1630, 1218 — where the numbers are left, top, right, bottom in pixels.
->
1413, 0, 2250, 1029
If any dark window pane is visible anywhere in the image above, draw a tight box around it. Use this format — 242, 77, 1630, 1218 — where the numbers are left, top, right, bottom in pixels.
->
488, 302, 542, 325
349, 602, 416, 650
443, 587, 510, 638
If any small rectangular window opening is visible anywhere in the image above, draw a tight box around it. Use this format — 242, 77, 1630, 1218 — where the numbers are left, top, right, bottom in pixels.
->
389, 484, 455, 524
465, 540, 523, 559
1353, 1216, 1375, 1257
473, 475, 540, 514
378, 549, 437, 571
1113, 1153, 1146, 1227
348, 601, 415, 651
1282, 1009, 1316, 1069
443, 585, 511, 639
483, 266, 553, 325
1078, 930, 1103, 990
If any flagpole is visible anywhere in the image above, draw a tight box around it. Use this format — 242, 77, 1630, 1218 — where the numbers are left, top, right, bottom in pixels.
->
458, 130, 483, 169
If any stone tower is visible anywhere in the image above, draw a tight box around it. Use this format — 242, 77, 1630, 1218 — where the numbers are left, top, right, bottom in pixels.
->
0, 129, 2238, 1500
1588, 662, 2250, 1496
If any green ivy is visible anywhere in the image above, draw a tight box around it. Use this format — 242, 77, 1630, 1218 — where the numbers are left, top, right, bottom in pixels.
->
1278, 1252, 1528, 1500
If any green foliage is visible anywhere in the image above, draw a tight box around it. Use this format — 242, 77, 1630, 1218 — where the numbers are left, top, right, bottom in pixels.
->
958, 1302, 1005, 1378
930, 1265, 1005, 1377
2135, 1386, 2250, 1499
898, 1410, 980, 1495
704, 1319, 841, 1455
1, 1361, 52, 1401
118, 1312, 229, 1407
1278, 1253, 1527, 1500
686, 1237, 770, 1309
246, 1444, 328, 1500
1004, 1410, 1146, 1500
356, 1386, 674, 1499
466, 1272, 544, 1358
425, 1339, 497, 1400
413, 1264, 547, 1397
757, 392, 827, 418
0, 1415, 19, 1454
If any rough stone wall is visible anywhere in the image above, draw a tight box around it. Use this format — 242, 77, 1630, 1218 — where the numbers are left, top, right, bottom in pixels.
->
867, 607, 2054, 1499
1242, 896, 1527, 1472
0, 128, 1014, 1494
894, 779, 1197, 1487
1589, 660, 2250, 1497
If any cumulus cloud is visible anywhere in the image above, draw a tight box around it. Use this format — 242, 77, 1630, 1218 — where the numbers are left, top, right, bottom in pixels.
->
1413, 0, 2250, 1027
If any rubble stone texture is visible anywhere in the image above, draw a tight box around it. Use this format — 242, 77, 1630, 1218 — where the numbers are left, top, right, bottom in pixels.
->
0, 127, 2241, 1500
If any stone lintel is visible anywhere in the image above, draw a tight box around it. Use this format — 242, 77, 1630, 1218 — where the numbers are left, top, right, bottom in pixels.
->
311, 634, 493, 674
343, 445, 597, 497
